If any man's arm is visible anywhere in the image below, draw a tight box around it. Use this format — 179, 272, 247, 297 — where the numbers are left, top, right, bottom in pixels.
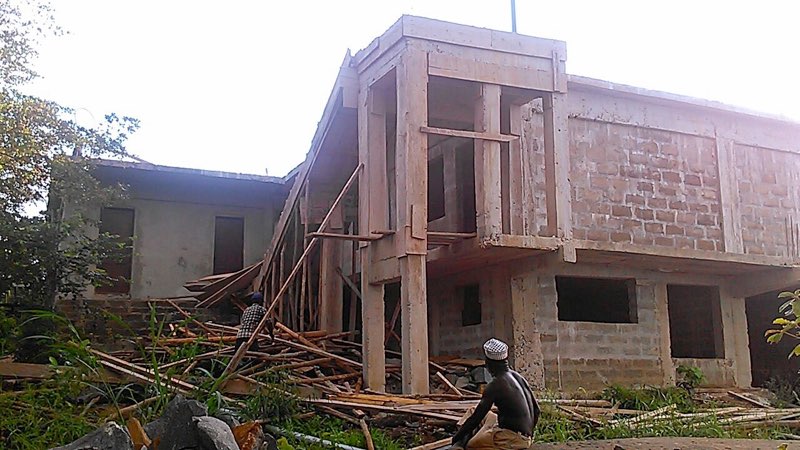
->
451, 385, 495, 445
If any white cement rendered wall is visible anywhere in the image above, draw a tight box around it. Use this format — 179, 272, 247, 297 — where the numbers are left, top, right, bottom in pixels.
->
88, 198, 274, 299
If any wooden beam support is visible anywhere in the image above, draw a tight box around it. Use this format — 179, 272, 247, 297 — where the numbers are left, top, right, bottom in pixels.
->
220, 164, 362, 382
395, 47, 430, 395
543, 92, 573, 248
716, 136, 744, 254
307, 232, 381, 241
474, 83, 503, 240
319, 207, 344, 333
420, 126, 518, 143
508, 103, 525, 235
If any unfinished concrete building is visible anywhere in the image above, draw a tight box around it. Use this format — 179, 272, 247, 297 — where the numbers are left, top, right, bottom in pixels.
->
248, 16, 800, 395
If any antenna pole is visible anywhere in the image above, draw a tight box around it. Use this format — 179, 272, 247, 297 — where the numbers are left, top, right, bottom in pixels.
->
511, 0, 517, 33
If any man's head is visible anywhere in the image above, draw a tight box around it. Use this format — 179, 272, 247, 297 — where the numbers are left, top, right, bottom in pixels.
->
483, 338, 510, 375
249, 292, 263, 305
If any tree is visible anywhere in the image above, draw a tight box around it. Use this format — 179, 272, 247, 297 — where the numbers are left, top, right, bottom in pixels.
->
765, 289, 800, 358
0, 0, 139, 314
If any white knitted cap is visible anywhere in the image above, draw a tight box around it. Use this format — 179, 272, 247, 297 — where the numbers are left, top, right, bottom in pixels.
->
483, 338, 508, 361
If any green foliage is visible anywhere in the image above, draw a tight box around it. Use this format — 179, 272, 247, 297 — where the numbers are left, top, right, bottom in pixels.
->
0, 307, 19, 355
601, 384, 695, 413
764, 375, 800, 408
534, 405, 789, 443
279, 416, 407, 450
765, 289, 800, 359
240, 371, 299, 422
676, 365, 705, 390
0, 0, 139, 319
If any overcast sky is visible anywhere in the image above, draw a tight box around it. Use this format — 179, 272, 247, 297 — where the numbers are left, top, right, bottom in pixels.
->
26, 1, 800, 177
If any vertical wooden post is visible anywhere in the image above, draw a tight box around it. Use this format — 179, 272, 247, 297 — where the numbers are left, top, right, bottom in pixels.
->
395, 47, 430, 395
319, 205, 344, 333
474, 83, 503, 240
508, 103, 525, 235
358, 83, 387, 392
543, 92, 574, 261
716, 135, 743, 254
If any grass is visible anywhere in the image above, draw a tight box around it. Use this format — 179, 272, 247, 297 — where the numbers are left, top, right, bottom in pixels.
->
535, 406, 790, 443
278, 416, 411, 450
0, 310, 793, 449
600, 384, 695, 413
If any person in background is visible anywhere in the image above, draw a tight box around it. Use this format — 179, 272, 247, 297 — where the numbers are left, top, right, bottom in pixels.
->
235, 292, 272, 353
450, 338, 540, 450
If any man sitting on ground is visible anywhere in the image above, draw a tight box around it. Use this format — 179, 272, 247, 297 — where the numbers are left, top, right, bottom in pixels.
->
235, 292, 273, 353
450, 338, 540, 450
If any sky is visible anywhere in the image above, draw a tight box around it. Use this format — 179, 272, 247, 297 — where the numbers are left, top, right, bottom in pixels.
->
25, 1, 800, 178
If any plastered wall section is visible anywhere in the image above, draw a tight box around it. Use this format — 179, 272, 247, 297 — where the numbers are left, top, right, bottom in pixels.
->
100, 198, 274, 299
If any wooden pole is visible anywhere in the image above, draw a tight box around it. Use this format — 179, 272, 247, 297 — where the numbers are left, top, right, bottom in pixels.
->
219, 164, 363, 380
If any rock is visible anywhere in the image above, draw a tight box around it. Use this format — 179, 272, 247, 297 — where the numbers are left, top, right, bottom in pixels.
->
470, 367, 491, 384
214, 409, 241, 430
261, 433, 278, 450
194, 416, 239, 450
51, 422, 133, 450
143, 394, 208, 450
455, 377, 471, 389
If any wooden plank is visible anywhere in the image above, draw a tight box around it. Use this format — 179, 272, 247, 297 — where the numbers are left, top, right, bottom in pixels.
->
420, 126, 517, 143
196, 262, 261, 309
307, 232, 380, 241
304, 398, 460, 422
435, 371, 463, 397
508, 103, 524, 235
474, 83, 503, 240
220, 165, 363, 380
543, 92, 572, 245
319, 206, 344, 334
716, 136, 744, 254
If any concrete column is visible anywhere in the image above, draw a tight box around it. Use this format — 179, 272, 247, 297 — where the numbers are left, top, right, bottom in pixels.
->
474, 83, 502, 240
653, 282, 675, 386
510, 273, 545, 389
395, 46, 430, 395
357, 81, 388, 392
721, 288, 752, 387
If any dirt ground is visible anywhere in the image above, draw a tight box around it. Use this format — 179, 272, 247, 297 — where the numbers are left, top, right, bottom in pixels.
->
531, 437, 800, 450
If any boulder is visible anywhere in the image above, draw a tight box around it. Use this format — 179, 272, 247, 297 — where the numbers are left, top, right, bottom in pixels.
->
143, 394, 208, 450
51, 422, 133, 450
214, 409, 241, 430
194, 416, 239, 450
470, 367, 491, 384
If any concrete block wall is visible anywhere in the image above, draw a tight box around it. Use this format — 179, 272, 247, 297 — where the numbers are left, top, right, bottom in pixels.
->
734, 144, 800, 257
535, 275, 665, 390
569, 120, 723, 250
428, 267, 510, 359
